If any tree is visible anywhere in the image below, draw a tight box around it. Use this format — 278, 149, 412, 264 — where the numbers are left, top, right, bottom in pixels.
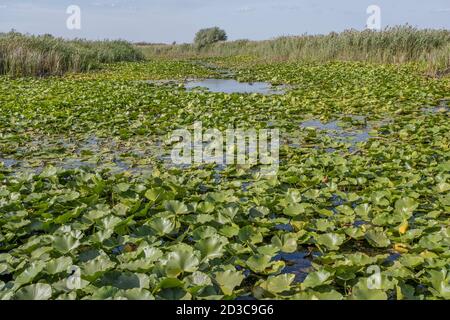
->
194, 27, 227, 49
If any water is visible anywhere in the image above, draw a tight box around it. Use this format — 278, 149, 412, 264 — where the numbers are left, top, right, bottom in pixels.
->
339, 131, 371, 143
384, 253, 401, 264
62, 159, 96, 170
185, 79, 286, 95
1, 134, 158, 176
421, 106, 449, 114
274, 251, 312, 283
0, 158, 20, 168
300, 117, 375, 145
274, 224, 295, 232
147, 59, 287, 95
353, 220, 369, 227
421, 99, 450, 114
439, 98, 449, 107
301, 120, 341, 131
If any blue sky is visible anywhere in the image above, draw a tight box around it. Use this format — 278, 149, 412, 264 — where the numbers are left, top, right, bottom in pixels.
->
0, 0, 449, 43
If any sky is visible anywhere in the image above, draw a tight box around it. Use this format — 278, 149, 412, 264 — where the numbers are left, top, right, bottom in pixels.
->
0, 0, 449, 43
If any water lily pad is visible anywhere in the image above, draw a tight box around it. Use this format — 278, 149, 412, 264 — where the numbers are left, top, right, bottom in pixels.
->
14, 283, 52, 300
301, 270, 332, 289
365, 229, 391, 248
394, 197, 419, 218
271, 234, 298, 253
316, 233, 346, 251
164, 200, 189, 215
52, 235, 81, 254
214, 270, 245, 296
238, 226, 263, 244
258, 274, 295, 294
195, 236, 226, 261
164, 249, 200, 277
246, 254, 284, 274
45, 257, 73, 275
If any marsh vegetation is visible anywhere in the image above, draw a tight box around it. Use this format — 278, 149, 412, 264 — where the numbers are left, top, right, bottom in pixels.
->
0, 27, 449, 300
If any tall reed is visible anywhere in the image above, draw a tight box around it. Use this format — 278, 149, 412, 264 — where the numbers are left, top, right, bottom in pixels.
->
140, 26, 450, 73
0, 31, 144, 77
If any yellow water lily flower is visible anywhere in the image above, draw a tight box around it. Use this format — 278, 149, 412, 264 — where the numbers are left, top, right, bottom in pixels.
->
398, 221, 409, 235
393, 243, 409, 253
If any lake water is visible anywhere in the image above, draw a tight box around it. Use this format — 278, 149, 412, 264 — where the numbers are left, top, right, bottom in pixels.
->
185, 79, 286, 95
300, 119, 373, 144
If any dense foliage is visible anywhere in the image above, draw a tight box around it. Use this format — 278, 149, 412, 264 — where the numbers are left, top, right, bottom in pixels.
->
0, 31, 144, 76
0, 57, 449, 300
194, 27, 228, 49
142, 26, 450, 74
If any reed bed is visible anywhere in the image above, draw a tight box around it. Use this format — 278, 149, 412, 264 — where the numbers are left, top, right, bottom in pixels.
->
0, 32, 144, 77
140, 26, 450, 73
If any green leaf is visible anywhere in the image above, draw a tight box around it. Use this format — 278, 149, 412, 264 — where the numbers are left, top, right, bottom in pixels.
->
195, 236, 225, 261
45, 257, 73, 275
81, 255, 116, 281
52, 235, 80, 254
354, 204, 371, 218
238, 226, 263, 244
14, 284, 52, 300
115, 288, 155, 300
219, 224, 240, 238
90, 286, 119, 300
214, 270, 245, 296
113, 203, 129, 216
249, 206, 270, 217
352, 287, 388, 300
435, 182, 450, 193
350, 281, 388, 300
259, 274, 295, 294
39, 166, 58, 179
145, 187, 174, 203
246, 254, 284, 274
196, 201, 215, 214
398, 255, 424, 268
428, 269, 450, 299
283, 203, 306, 217
394, 197, 418, 218
102, 272, 150, 290
164, 200, 189, 215
158, 277, 185, 289
271, 234, 298, 253
192, 226, 218, 240
15, 261, 46, 285
164, 249, 200, 277
206, 191, 231, 203
301, 270, 332, 289
115, 183, 131, 193
365, 229, 391, 248
147, 217, 174, 236
316, 233, 345, 251
185, 271, 211, 288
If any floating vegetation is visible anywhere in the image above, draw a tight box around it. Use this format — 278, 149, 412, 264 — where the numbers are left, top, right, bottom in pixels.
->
0, 57, 449, 300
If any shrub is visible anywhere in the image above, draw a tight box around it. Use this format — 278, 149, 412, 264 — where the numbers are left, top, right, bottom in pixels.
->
194, 27, 227, 49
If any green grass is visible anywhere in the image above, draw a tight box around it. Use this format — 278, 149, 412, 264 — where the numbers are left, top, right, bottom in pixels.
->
0, 31, 144, 77
140, 26, 450, 74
